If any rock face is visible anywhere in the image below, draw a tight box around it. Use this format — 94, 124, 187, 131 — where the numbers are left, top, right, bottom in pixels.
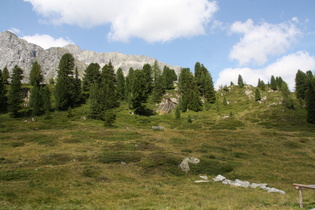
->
0, 31, 181, 83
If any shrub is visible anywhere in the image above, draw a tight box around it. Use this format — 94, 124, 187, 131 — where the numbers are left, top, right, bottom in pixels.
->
99, 151, 142, 164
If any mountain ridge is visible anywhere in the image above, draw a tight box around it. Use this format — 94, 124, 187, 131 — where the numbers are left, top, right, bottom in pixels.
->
0, 31, 181, 82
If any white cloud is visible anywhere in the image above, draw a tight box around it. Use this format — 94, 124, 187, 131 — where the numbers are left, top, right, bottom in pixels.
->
229, 19, 301, 66
215, 51, 315, 91
8, 28, 21, 34
24, 0, 218, 42
21, 34, 73, 49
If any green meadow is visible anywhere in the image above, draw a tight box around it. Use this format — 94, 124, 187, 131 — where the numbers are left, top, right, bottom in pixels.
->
0, 85, 314, 209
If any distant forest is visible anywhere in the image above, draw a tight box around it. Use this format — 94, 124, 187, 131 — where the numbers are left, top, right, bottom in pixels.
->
0, 53, 315, 124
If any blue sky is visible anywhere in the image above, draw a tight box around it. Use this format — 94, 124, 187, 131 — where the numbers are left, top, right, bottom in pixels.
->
1, 0, 315, 90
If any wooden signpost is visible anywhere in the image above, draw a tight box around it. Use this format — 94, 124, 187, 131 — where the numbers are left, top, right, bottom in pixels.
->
293, 183, 315, 208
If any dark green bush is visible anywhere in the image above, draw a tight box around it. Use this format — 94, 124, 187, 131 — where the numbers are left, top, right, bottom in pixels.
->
99, 151, 142, 164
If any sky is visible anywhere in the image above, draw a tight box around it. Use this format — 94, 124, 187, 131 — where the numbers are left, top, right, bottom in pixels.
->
1, 0, 315, 90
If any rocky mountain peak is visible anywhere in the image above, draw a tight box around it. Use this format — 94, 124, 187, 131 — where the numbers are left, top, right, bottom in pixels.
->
0, 31, 181, 83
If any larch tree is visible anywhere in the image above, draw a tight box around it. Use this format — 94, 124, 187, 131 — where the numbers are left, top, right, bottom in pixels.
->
270, 75, 277, 91
7, 65, 24, 117
142, 64, 153, 93
116, 67, 125, 100
29, 61, 43, 86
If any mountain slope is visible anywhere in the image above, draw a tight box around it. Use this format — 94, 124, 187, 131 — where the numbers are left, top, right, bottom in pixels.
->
0, 31, 181, 82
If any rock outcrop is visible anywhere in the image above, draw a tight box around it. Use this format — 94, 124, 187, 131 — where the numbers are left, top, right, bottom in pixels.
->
0, 31, 181, 83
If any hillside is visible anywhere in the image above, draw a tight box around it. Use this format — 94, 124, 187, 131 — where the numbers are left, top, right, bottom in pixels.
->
0, 31, 181, 83
0, 85, 314, 209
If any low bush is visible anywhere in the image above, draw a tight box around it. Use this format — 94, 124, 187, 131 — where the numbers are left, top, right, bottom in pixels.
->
99, 151, 142, 164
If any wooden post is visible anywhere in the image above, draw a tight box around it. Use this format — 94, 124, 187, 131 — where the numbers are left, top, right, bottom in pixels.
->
298, 189, 303, 208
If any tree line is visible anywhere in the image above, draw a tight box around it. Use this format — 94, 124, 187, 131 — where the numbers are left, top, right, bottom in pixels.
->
0, 53, 314, 124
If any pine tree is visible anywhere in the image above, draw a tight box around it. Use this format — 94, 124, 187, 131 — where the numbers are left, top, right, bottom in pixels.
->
90, 61, 118, 119
73, 67, 82, 105
29, 61, 43, 86
101, 61, 118, 110
194, 63, 215, 104
82, 63, 101, 91
103, 110, 116, 127
116, 68, 125, 100
2, 67, 10, 85
151, 74, 165, 103
306, 76, 315, 123
175, 106, 181, 119
125, 67, 134, 104
129, 70, 149, 114
7, 65, 24, 117
162, 66, 177, 89
255, 88, 261, 101
0, 70, 7, 112
295, 70, 307, 100
223, 95, 227, 106
281, 81, 294, 109
238, 74, 244, 88
276, 76, 283, 91
42, 86, 51, 112
270, 75, 277, 91
29, 84, 43, 115
142, 64, 153, 93
55, 53, 77, 110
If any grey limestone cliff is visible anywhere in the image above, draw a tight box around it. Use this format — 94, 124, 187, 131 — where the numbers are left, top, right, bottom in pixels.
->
0, 31, 181, 83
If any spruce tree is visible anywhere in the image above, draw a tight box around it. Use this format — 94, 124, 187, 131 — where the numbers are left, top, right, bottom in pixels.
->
7, 65, 24, 117
306, 76, 315, 123
162, 66, 177, 89
125, 68, 134, 104
29, 61, 43, 86
2, 67, 10, 85
42, 86, 51, 112
175, 106, 181, 119
295, 70, 307, 100
82, 63, 101, 91
55, 53, 77, 110
29, 83, 43, 115
194, 62, 215, 104
73, 67, 82, 105
255, 88, 261, 101
0, 70, 7, 112
151, 74, 165, 103
129, 70, 149, 114
90, 61, 118, 119
281, 81, 294, 109
116, 68, 125, 100
142, 64, 153, 93
270, 75, 277, 91
238, 74, 244, 88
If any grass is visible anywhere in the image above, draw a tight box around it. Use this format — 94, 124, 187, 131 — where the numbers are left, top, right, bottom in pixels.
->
0, 85, 314, 209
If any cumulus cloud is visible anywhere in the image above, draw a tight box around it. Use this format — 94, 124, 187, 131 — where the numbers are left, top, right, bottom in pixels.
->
24, 0, 218, 42
229, 19, 301, 66
216, 51, 315, 91
21, 34, 73, 49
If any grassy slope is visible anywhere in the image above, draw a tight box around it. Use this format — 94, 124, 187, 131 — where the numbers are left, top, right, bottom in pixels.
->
0, 85, 314, 209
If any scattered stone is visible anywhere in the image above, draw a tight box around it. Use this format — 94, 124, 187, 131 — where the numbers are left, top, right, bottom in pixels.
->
213, 174, 226, 182
200, 175, 208, 180
152, 126, 164, 131
179, 157, 200, 173
211, 175, 285, 194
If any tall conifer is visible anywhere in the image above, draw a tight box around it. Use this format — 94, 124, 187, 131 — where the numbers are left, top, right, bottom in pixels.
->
7, 65, 24, 117
0, 70, 7, 112
29, 61, 43, 86
116, 68, 125, 100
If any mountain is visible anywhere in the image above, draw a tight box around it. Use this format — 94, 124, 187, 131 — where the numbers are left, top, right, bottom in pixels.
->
0, 31, 181, 83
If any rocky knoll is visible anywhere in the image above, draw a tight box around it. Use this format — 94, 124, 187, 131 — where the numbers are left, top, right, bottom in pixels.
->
0, 31, 181, 83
